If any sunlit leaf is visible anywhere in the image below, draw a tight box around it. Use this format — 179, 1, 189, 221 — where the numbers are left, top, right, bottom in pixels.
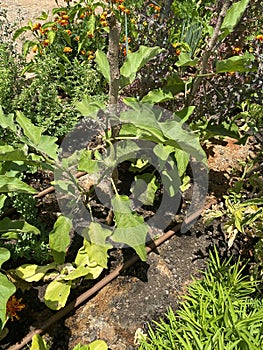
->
44, 279, 71, 310
111, 196, 148, 261
49, 216, 72, 264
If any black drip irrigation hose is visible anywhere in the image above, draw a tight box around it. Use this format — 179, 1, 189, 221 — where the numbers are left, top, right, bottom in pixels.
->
8, 208, 203, 350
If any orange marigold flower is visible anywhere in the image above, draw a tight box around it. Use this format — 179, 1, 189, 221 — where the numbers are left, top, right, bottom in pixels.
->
154, 6, 161, 12
63, 46, 73, 53
62, 14, 70, 20
149, 3, 155, 7
123, 35, 131, 43
6, 296, 25, 321
80, 50, 86, 55
101, 20, 108, 27
88, 54, 95, 60
233, 47, 242, 54
100, 14, 106, 21
64, 29, 72, 35
255, 34, 263, 41
124, 8, 131, 15
32, 45, 38, 53
117, 4, 126, 11
60, 11, 67, 15
59, 20, 69, 26
175, 49, 181, 56
87, 50, 94, 55
75, 36, 80, 41
43, 39, 49, 46
79, 13, 85, 19
32, 23, 41, 31
154, 13, 160, 18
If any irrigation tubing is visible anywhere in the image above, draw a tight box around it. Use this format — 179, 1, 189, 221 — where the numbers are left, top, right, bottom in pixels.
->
8, 208, 202, 350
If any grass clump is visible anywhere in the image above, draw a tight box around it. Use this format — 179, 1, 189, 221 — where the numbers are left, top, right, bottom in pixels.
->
139, 248, 263, 350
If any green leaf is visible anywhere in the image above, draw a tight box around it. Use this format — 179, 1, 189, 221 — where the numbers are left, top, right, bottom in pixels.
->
73, 340, 108, 350
36, 134, 58, 161
87, 14, 96, 34
0, 107, 17, 132
62, 265, 100, 281
111, 196, 148, 261
131, 173, 159, 206
159, 119, 207, 163
30, 334, 48, 350
0, 194, 6, 210
78, 150, 99, 174
77, 223, 112, 269
0, 217, 40, 236
36, 11, 49, 21
175, 149, 190, 177
141, 89, 174, 104
0, 255, 16, 331
120, 46, 163, 88
16, 111, 43, 145
47, 30, 56, 44
44, 279, 71, 310
89, 340, 108, 350
0, 145, 27, 161
220, 0, 250, 39
13, 26, 31, 40
0, 175, 37, 193
15, 263, 57, 282
120, 107, 165, 144
75, 95, 105, 118
163, 73, 185, 95
216, 53, 255, 73
49, 216, 72, 264
175, 52, 198, 67
95, 50, 110, 83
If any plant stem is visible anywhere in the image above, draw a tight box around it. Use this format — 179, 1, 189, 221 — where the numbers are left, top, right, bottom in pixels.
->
186, 1, 230, 105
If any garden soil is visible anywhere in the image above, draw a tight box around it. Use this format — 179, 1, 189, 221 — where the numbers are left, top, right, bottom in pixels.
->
0, 1, 256, 349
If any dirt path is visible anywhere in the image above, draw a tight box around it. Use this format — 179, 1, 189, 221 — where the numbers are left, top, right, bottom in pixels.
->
1, 0, 64, 22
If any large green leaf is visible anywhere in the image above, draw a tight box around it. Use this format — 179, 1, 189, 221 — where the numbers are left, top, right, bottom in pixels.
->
44, 279, 71, 310
0, 217, 40, 237
216, 53, 255, 73
111, 196, 148, 261
220, 0, 250, 39
77, 223, 112, 269
15, 263, 57, 282
0, 145, 27, 161
159, 120, 207, 163
120, 108, 165, 144
16, 111, 43, 146
95, 50, 110, 83
49, 216, 72, 264
120, 46, 163, 88
36, 134, 59, 161
0, 248, 16, 332
0, 175, 37, 193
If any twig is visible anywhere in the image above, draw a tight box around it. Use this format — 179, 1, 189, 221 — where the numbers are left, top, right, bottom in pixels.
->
187, 1, 230, 105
